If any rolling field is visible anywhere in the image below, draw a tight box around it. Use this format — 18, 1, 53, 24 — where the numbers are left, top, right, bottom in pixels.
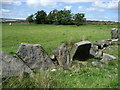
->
2, 23, 118, 88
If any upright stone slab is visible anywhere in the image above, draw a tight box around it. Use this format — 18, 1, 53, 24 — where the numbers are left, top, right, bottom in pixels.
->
52, 43, 70, 68
0, 51, 32, 78
71, 41, 91, 61
16, 43, 55, 71
111, 28, 118, 39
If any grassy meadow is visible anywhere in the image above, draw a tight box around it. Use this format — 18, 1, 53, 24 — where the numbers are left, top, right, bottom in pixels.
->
2, 23, 118, 88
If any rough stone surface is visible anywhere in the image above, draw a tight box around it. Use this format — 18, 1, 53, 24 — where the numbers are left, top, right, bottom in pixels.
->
100, 53, 116, 64
111, 39, 119, 44
71, 41, 91, 61
111, 28, 118, 39
103, 53, 116, 61
90, 47, 103, 58
94, 40, 112, 49
0, 51, 32, 78
92, 61, 100, 66
52, 43, 70, 68
16, 43, 55, 71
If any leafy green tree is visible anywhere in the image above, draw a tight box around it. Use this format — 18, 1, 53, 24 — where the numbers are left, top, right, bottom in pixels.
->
34, 10, 47, 24
74, 13, 85, 26
47, 9, 58, 24
26, 14, 34, 23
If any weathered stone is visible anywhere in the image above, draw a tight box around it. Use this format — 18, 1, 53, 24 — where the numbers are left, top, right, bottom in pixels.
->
92, 61, 100, 66
0, 51, 32, 78
90, 47, 103, 58
94, 40, 112, 49
100, 58, 109, 64
101, 65, 106, 70
103, 53, 116, 60
111, 39, 119, 44
111, 28, 118, 39
16, 43, 55, 71
52, 43, 70, 68
71, 41, 91, 61
100, 53, 116, 64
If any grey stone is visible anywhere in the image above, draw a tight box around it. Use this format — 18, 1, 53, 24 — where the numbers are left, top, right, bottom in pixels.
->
91, 49, 103, 58
100, 53, 116, 64
0, 51, 32, 78
111, 28, 118, 39
16, 43, 55, 71
101, 65, 106, 69
103, 53, 116, 61
111, 39, 119, 44
52, 43, 70, 68
92, 61, 100, 66
100, 58, 109, 64
71, 41, 91, 61
94, 40, 112, 49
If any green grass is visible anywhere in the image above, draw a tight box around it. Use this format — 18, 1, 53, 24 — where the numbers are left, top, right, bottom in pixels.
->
2, 23, 118, 88
2, 23, 117, 55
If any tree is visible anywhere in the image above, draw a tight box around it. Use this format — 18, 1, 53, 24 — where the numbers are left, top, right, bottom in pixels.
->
26, 14, 34, 23
34, 10, 47, 24
47, 9, 58, 24
74, 13, 85, 26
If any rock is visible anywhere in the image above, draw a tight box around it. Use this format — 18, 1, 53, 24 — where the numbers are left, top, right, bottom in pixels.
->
52, 43, 70, 68
100, 58, 109, 64
92, 61, 100, 66
111, 28, 118, 39
0, 51, 32, 78
16, 43, 55, 71
94, 40, 112, 49
103, 53, 116, 60
100, 53, 116, 64
51, 69, 57, 72
71, 41, 91, 61
111, 39, 119, 44
101, 65, 106, 70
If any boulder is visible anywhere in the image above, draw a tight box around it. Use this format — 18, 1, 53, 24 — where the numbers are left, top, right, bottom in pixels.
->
103, 53, 116, 60
52, 43, 70, 68
111, 28, 118, 39
71, 41, 91, 61
16, 43, 55, 71
93, 40, 112, 49
90, 47, 103, 58
91, 61, 101, 66
0, 51, 32, 78
100, 53, 116, 64
111, 39, 119, 44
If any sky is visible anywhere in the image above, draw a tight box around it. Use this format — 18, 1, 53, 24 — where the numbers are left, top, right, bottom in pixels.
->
0, 0, 120, 21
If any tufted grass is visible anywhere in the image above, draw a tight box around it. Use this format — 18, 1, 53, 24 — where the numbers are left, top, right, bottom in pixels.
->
2, 23, 118, 88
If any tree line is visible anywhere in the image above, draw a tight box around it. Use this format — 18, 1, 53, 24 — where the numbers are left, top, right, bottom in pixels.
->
26, 9, 86, 26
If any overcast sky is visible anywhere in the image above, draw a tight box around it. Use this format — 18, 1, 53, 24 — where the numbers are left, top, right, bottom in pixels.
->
1, 0, 120, 21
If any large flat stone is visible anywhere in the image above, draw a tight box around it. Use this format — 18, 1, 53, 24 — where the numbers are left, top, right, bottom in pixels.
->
100, 53, 116, 64
0, 51, 32, 78
71, 41, 91, 61
16, 43, 55, 71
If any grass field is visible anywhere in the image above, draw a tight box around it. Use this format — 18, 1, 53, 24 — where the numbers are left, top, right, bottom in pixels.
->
2, 23, 118, 88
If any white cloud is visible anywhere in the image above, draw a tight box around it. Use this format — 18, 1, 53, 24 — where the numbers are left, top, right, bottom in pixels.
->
26, 0, 98, 8
92, 0, 119, 9
60, 0, 97, 3
26, 0, 57, 8
0, 9, 11, 13
1, 0, 21, 6
78, 6, 104, 12
64, 6, 72, 10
